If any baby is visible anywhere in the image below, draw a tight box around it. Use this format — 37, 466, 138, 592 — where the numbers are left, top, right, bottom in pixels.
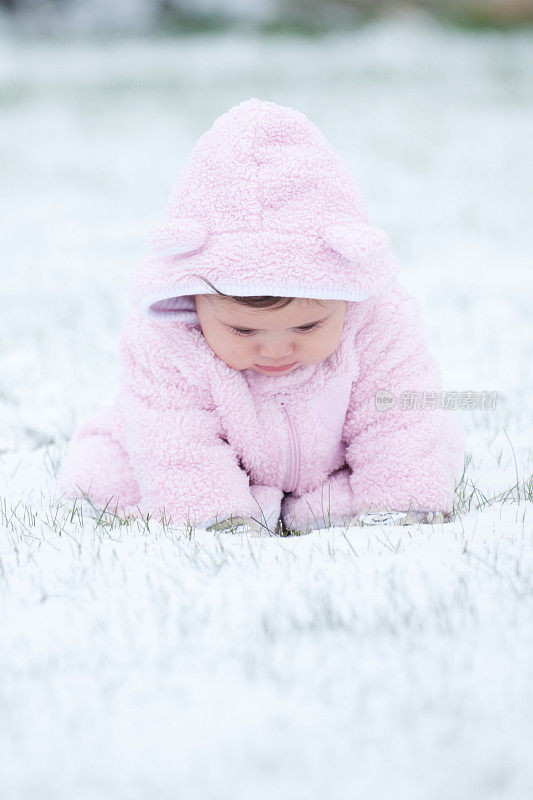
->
58, 98, 465, 534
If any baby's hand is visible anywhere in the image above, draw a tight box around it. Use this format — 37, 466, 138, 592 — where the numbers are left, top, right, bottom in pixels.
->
206, 515, 278, 536
357, 510, 448, 526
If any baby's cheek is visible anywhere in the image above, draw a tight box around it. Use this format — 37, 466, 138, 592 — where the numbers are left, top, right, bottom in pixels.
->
202, 332, 239, 369
323, 325, 344, 357
306, 332, 336, 362
223, 338, 253, 369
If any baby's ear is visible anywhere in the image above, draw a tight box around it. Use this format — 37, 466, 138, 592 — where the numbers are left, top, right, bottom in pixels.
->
322, 222, 392, 268
149, 218, 209, 257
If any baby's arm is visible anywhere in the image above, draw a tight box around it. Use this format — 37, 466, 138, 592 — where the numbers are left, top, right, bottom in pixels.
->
281, 470, 446, 532
119, 313, 280, 528
342, 284, 465, 517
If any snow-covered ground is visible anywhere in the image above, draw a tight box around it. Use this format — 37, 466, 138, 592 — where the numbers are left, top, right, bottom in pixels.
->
1, 15, 533, 799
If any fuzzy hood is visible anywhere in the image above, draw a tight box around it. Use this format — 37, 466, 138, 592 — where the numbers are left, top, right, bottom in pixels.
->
130, 97, 400, 322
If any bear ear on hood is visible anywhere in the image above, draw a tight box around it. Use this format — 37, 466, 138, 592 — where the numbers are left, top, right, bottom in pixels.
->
322, 222, 393, 269
149, 218, 209, 257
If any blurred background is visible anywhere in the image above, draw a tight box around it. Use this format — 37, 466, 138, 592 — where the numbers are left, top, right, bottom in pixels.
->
1, 1, 533, 33
0, 0, 532, 487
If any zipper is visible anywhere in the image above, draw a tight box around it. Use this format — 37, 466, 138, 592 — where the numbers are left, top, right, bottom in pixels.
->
280, 401, 301, 493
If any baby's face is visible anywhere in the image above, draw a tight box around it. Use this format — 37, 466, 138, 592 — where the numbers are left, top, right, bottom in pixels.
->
194, 295, 347, 375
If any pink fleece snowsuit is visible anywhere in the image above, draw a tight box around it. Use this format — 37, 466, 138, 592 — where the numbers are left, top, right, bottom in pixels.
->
58, 98, 466, 531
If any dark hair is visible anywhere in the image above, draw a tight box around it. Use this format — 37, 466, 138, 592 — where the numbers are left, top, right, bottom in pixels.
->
195, 275, 294, 309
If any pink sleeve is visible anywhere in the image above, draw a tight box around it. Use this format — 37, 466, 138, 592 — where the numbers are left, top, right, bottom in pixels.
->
342, 286, 466, 515
119, 313, 266, 527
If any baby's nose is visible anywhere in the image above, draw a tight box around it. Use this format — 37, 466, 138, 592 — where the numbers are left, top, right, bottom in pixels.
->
258, 335, 294, 359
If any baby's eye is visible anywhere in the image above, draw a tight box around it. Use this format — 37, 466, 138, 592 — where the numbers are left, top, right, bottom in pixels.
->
230, 327, 256, 336
295, 322, 321, 333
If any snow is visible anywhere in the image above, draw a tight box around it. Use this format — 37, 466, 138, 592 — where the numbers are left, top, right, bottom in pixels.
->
1, 15, 533, 799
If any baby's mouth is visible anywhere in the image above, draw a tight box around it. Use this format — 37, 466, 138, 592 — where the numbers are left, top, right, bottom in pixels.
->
254, 362, 297, 373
